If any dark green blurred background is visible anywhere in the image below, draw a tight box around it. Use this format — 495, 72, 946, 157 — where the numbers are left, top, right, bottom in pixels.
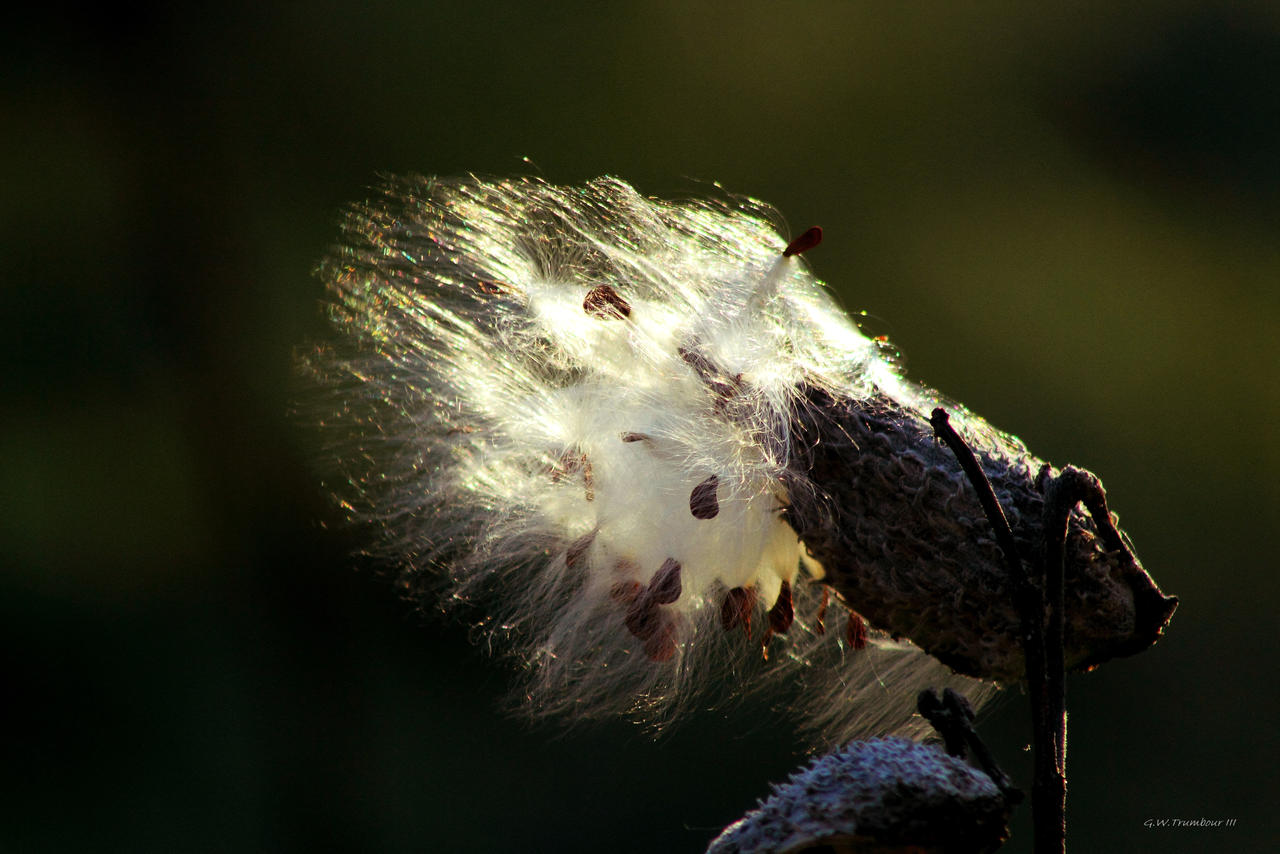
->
4, 2, 1277, 852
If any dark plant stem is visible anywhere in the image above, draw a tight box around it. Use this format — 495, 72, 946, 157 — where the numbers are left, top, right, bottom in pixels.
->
918, 688, 1023, 803
1039, 467, 1133, 788
930, 408, 1066, 854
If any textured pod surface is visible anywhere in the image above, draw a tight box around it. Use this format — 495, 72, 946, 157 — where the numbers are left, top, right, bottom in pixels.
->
784, 386, 1177, 681
705, 737, 1011, 854
302, 175, 1174, 742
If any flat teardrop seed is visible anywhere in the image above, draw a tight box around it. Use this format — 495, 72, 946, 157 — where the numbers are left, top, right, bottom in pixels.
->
846, 609, 868, 650
610, 580, 643, 605
583, 284, 631, 319
565, 530, 596, 569
782, 226, 823, 257
721, 586, 756, 637
768, 580, 795, 634
648, 558, 683, 605
690, 475, 720, 520
678, 345, 741, 402
815, 585, 830, 635
624, 599, 660, 640
644, 618, 678, 662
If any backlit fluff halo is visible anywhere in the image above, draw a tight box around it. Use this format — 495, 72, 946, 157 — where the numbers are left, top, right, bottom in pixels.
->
302, 175, 1002, 744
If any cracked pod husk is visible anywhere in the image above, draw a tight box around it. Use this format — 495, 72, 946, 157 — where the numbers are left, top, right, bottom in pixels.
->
784, 384, 1177, 682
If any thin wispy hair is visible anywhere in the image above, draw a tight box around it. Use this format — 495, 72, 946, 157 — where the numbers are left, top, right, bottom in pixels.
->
300, 175, 1005, 745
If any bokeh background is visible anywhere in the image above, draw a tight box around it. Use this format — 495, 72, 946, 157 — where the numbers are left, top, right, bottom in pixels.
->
5, 2, 1277, 852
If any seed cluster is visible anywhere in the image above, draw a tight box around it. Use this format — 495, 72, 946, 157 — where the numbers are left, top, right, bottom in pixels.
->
569, 234, 869, 662
619, 558, 683, 661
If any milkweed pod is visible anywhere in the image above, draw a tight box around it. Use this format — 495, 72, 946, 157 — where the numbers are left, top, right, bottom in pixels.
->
300, 175, 1175, 743
784, 386, 1177, 681
705, 737, 1012, 854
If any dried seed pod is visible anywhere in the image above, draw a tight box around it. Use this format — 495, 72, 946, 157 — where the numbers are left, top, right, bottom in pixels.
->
783, 385, 1177, 680
705, 737, 1011, 854
303, 175, 1175, 743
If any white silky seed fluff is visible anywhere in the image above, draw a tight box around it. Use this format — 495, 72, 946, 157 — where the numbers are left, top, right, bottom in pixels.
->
304, 175, 997, 743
